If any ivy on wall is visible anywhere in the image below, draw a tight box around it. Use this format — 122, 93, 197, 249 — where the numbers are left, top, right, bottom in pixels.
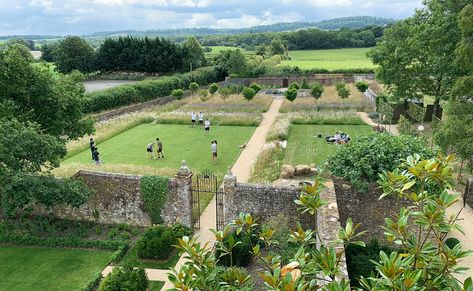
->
140, 176, 169, 224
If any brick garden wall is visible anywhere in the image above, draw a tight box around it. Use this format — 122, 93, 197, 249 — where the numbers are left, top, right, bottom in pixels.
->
333, 178, 411, 241
246, 74, 375, 87
35, 169, 193, 227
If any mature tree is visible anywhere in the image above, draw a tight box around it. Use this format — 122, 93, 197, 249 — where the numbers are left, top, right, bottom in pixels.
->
213, 49, 248, 76
310, 82, 324, 101
0, 45, 94, 139
183, 37, 206, 71
40, 42, 58, 62
269, 37, 287, 56
368, 0, 469, 117
7, 38, 34, 50
255, 45, 267, 57
435, 5, 473, 179
55, 36, 95, 74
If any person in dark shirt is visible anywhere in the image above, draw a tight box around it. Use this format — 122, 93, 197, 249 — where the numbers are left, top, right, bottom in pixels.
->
92, 147, 101, 164
89, 137, 96, 161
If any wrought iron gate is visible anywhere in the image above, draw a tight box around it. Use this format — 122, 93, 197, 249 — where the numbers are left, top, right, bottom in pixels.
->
191, 170, 224, 231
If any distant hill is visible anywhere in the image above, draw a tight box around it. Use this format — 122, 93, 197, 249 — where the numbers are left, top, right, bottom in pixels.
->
0, 16, 395, 41
89, 16, 395, 38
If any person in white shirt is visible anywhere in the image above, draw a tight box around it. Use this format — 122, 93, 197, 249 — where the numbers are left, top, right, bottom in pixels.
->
211, 140, 218, 163
191, 112, 196, 127
198, 112, 204, 128
204, 119, 210, 133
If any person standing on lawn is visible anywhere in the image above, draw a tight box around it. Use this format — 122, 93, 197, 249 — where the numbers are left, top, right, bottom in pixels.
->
198, 112, 204, 129
191, 112, 197, 128
211, 140, 218, 163
204, 119, 210, 134
156, 138, 164, 159
92, 147, 101, 165
146, 142, 154, 158
89, 137, 96, 161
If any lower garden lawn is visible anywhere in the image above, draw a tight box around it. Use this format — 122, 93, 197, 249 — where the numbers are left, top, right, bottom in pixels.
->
0, 246, 111, 291
283, 124, 373, 166
63, 124, 255, 177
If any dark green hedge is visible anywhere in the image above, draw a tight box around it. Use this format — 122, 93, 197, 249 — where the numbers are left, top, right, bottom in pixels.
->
99, 266, 148, 291
140, 176, 169, 224
84, 66, 227, 113
135, 224, 191, 260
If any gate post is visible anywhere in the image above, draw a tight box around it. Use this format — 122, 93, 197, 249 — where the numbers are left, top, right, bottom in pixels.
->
223, 168, 237, 226
174, 160, 193, 228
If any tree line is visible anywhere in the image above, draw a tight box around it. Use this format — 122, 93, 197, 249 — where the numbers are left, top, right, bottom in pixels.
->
195, 26, 383, 50
41, 36, 206, 74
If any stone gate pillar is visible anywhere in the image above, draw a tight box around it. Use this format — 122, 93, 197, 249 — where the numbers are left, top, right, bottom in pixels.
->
171, 160, 193, 227
223, 168, 237, 225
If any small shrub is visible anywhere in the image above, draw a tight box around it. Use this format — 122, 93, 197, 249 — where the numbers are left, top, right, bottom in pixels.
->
285, 88, 298, 102
355, 81, 369, 93
368, 112, 379, 119
172, 89, 184, 100
445, 237, 461, 249
189, 82, 200, 94
135, 224, 191, 260
99, 266, 148, 291
288, 82, 300, 90
301, 77, 309, 89
328, 133, 434, 190
242, 87, 256, 102
209, 83, 219, 94
397, 115, 417, 136
335, 81, 350, 99
310, 82, 324, 100
249, 83, 262, 93
199, 89, 210, 102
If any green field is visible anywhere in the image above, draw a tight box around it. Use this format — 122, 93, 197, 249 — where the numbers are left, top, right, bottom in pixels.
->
283, 124, 373, 166
205, 46, 254, 55
64, 124, 255, 177
280, 48, 375, 70
0, 246, 111, 291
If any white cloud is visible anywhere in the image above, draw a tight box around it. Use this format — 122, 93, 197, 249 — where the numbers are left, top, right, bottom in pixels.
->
308, 0, 351, 7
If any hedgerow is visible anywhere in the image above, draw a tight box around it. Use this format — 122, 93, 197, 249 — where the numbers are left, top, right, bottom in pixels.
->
84, 66, 227, 113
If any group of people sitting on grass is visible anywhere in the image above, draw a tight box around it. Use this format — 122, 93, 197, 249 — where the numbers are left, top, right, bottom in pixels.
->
191, 111, 211, 132
146, 138, 165, 159
326, 131, 351, 144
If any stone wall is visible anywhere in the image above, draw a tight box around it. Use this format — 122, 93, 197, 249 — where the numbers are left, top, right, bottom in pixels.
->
333, 178, 411, 241
246, 74, 375, 87
35, 169, 193, 227
222, 173, 312, 227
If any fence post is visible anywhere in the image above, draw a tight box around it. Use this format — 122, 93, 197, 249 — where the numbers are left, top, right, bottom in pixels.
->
464, 179, 473, 208
173, 160, 193, 227
223, 168, 237, 226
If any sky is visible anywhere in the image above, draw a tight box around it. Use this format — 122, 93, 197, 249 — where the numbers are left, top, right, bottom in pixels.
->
0, 0, 424, 35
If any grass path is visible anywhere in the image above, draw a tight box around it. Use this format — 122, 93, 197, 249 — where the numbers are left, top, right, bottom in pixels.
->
357, 111, 398, 135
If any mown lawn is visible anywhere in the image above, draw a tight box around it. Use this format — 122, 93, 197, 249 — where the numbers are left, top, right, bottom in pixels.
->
283, 124, 373, 166
63, 124, 255, 177
280, 48, 375, 70
0, 246, 111, 291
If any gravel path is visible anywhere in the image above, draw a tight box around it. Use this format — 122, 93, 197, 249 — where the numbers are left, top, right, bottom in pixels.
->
357, 111, 398, 135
